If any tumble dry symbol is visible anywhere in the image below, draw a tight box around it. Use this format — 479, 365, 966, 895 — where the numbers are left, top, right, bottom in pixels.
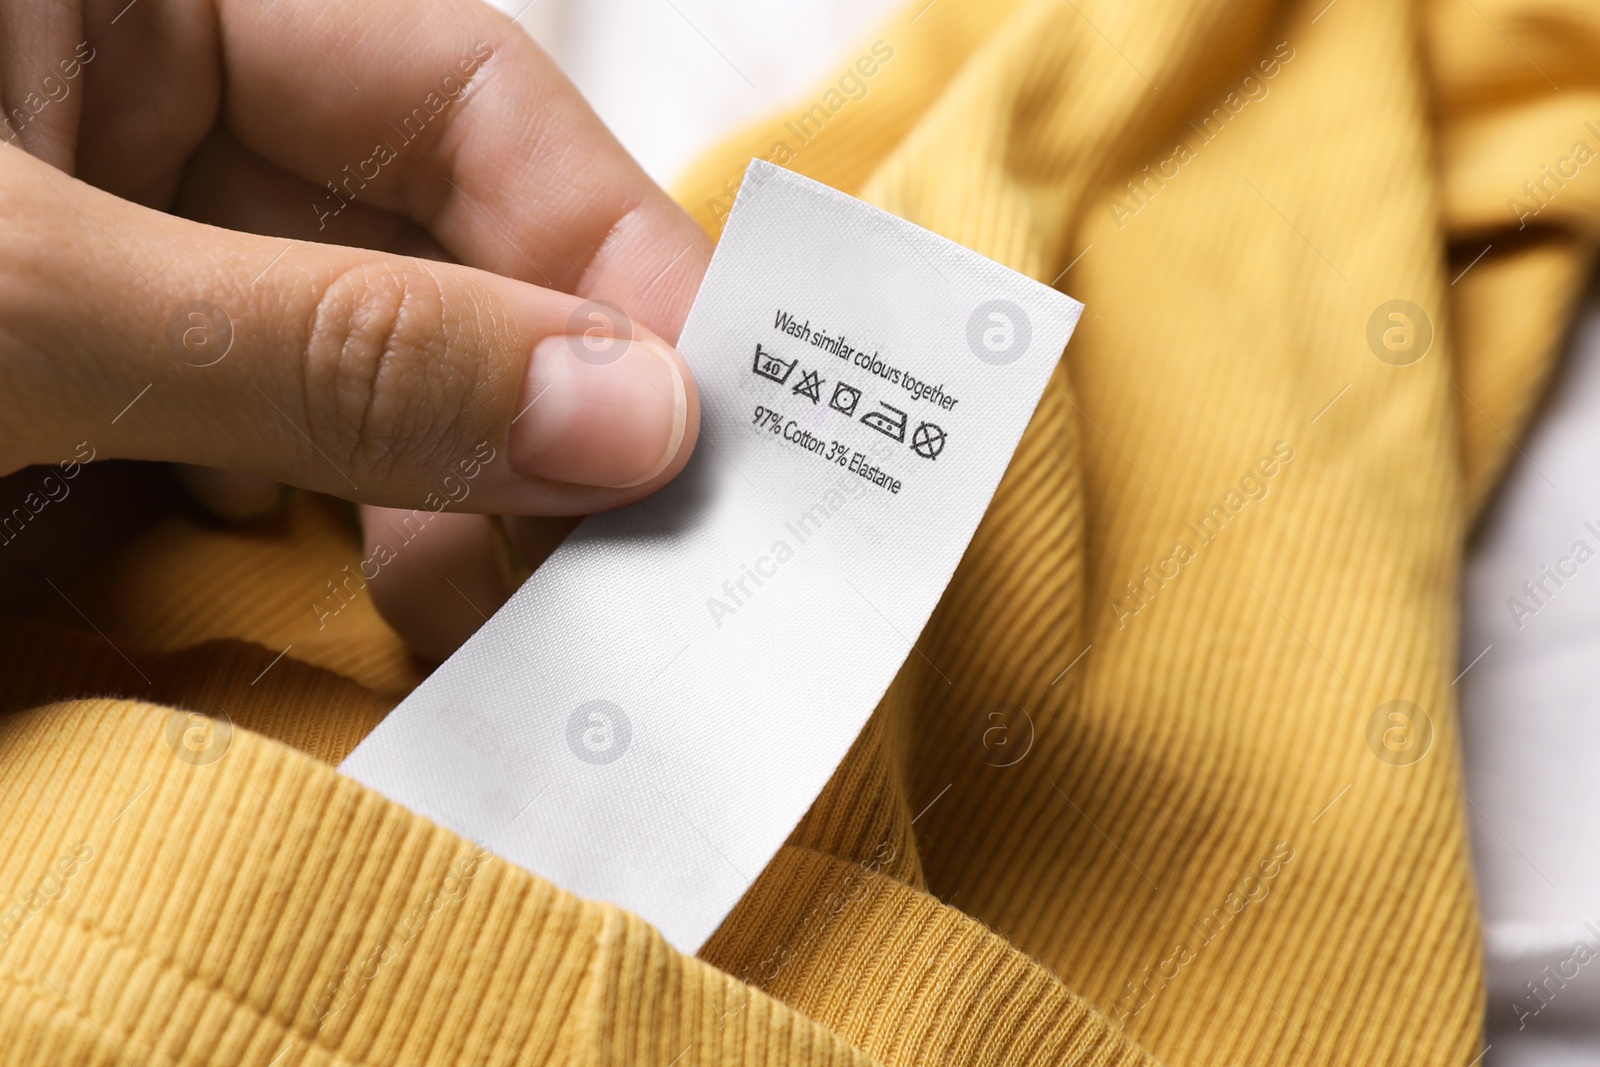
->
749, 342, 951, 459
567, 700, 631, 765
1366, 300, 1433, 366
967, 299, 1031, 366
829, 381, 862, 416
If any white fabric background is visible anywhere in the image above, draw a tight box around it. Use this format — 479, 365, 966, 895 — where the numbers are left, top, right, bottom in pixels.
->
1461, 293, 1600, 1066
491, 1, 1600, 1057
498, 0, 901, 189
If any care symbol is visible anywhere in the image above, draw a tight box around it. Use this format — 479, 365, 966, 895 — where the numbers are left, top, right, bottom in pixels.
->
911, 422, 946, 459
792, 368, 824, 404
860, 402, 907, 443
752, 344, 797, 384
829, 382, 861, 417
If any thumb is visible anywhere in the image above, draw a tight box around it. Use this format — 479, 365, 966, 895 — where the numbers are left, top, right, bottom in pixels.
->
0, 149, 698, 514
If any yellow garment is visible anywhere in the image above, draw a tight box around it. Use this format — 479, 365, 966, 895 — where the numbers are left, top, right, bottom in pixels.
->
2, 0, 1597, 1063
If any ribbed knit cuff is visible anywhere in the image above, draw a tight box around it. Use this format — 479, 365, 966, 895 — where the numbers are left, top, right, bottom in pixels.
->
0, 699, 876, 1066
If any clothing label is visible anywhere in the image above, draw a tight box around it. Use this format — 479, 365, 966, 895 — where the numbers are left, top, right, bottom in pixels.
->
340, 161, 1083, 953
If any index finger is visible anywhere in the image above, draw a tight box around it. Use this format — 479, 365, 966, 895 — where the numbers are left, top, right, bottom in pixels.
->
214, 0, 710, 342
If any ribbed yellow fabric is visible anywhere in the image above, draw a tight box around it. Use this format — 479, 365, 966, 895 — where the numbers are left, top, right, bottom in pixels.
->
684, 1, 1599, 1061
2, 0, 1597, 1063
68, 495, 424, 699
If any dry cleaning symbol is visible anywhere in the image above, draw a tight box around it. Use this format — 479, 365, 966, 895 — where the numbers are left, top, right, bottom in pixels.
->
752, 344, 797, 385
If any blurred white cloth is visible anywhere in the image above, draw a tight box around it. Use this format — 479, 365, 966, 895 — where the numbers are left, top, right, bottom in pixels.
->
494, 0, 900, 188
490, 3, 1600, 1059
1462, 289, 1600, 1066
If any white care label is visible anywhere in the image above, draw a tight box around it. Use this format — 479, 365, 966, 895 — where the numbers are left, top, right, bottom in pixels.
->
341, 161, 1083, 953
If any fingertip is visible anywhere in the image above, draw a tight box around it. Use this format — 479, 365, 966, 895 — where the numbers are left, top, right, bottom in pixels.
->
178, 465, 286, 522
360, 506, 515, 662
506, 332, 698, 491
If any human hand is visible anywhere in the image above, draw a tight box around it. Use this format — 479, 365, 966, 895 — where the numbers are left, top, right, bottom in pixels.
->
0, 0, 710, 659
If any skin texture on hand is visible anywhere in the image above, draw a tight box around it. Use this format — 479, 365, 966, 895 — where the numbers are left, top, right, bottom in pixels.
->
0, 0, 713, 659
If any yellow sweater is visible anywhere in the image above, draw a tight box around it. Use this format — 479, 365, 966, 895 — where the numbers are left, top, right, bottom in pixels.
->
3, 0, 1597, 1062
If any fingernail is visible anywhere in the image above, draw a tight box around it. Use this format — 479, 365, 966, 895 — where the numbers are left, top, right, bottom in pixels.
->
509, 335, 688, 489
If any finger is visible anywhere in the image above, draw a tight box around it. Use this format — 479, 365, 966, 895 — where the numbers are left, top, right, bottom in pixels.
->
172, 131, 433, 527
176, 464, 285, 521
503, 514, 581, 573
362, 509, 577, 659
0, 145, 698, 512
168, 132, 440, 529
173, 128, 450, 259
74, 0, 221, 208
205, 0, 711, 342
0, 0, 87, 170
360, 505, 514, 662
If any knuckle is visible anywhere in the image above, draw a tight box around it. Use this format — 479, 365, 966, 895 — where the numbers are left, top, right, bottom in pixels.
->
303, 262, 483, 479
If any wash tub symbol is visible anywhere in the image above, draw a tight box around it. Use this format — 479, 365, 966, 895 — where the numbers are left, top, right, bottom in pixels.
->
752, 344, 797, 385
